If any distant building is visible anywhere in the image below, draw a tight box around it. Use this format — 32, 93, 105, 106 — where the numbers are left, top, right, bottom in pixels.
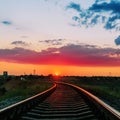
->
3, 71, 8, 77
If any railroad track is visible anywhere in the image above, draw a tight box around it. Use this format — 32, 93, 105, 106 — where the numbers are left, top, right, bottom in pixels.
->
0, 82, 120, 120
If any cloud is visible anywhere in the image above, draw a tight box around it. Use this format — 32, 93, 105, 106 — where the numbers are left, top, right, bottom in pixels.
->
89, 0, 120, 14
115, 35, 120, 45
21, 36, 28, 38
1, 20, 12, 25
0, 44, 120, 66
39, 39, 64, 45
66, 2, 81, 12
66, 0, 120, 31
11, 41, 30, 46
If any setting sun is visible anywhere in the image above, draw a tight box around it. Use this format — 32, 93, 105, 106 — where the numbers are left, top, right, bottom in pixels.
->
53, 72, 61, 80
54, 72, 60, 76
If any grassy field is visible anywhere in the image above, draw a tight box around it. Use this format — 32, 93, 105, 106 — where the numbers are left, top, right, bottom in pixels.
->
0, 76, 53, 102
61, 76, 120, 111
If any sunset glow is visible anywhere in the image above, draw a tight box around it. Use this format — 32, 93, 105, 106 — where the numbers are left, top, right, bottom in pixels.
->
0, 61, 120, 76
55, 73, 59, 76
0, 0, 120, 76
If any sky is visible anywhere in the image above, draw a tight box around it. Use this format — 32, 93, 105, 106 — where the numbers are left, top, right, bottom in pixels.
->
0, 0, 120, 76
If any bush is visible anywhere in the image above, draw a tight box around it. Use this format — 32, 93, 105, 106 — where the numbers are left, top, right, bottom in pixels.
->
0, 87, 6, 96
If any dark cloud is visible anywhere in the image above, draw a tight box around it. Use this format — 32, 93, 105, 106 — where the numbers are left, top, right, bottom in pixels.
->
89, 0, 120, 13
115, 35, 120, 45
1, 20, 12, 25
39, 39, 64, 45
66, 2, 81, 12
0, 44, 120, 66
66, 0, 120, 31
11, 41, 29, 46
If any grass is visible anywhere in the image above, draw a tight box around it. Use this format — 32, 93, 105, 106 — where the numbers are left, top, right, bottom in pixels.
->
61, 76, 120, 107
0, 78, 53, 102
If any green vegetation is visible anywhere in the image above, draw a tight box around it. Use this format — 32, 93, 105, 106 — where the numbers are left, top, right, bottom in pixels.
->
61, 76, 120, 110
0, 76, 53, 102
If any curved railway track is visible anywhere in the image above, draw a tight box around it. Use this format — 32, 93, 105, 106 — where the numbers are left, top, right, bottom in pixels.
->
0, 82, 120, 120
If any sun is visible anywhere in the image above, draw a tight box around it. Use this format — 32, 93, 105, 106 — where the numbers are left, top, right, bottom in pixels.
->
53, 72, 61, 80
55, 72, 59, 76
54, 71, 61, 77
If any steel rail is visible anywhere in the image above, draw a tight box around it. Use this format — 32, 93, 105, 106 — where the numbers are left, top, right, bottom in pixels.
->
0, 82, 120, 120
58, 82, 120, 120
20, 83, 98, 120
0, 83, 56, 120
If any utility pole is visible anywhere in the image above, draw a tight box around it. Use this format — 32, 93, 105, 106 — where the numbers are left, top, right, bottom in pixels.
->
33, 69, 36, 75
